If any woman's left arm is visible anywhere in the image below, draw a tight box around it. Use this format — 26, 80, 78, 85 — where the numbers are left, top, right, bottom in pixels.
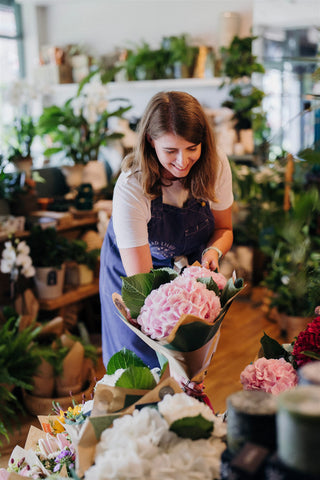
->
201, 206, 233, 271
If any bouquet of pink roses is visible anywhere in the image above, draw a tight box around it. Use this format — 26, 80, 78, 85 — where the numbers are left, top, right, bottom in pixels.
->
113, 265, 244, 400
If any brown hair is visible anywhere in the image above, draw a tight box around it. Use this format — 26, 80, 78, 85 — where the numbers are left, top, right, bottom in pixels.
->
122, 91, 221, 202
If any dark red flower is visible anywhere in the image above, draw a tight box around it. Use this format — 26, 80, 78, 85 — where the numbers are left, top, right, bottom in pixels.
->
293, 317, 320, 367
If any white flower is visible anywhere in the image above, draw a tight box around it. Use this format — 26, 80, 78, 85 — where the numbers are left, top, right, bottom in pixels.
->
16, 240, 30, 255
21, 264, 36, 278
1, 258, 13, 273
0, 239, 35, 279
158, 393, 215, 426
16, 253, 32, 268
281, 275, 290, 285
84, 399, 226, 480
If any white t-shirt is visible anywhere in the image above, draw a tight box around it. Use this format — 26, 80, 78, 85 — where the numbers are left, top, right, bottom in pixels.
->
113, 150, 233, 249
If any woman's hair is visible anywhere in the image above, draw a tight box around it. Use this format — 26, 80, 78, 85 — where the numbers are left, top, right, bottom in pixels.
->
122, 91, 221, 202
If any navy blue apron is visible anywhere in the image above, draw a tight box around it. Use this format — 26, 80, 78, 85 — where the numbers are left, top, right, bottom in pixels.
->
99, 194, 215, 369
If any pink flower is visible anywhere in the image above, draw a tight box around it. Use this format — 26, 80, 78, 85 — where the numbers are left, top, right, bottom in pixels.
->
0, 469, 10, 480
181, 265, 227, 290
137, 275, 221, 340
240, 357, 298, 395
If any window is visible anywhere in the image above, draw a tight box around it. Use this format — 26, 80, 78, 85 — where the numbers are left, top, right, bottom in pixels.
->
0, 0, 24, 86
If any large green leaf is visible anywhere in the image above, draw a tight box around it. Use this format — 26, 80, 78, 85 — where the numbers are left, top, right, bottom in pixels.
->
170, 414, 214, 440
106, 348, 147, 375
115, 366, 157, 389
260, 332, 291, 362
121, 268, 177, 318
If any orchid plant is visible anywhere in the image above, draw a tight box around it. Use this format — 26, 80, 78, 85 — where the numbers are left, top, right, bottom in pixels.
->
0, 237, 35, 298
37, 75, 131, 165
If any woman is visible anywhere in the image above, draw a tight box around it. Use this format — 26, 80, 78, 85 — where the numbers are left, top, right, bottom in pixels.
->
100, 91, 233, 369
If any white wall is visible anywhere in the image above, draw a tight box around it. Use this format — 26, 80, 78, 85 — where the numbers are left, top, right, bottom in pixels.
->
19, 0, 253, 82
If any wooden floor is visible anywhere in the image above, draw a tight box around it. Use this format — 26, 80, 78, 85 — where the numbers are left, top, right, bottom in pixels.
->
0, 286, 283, 468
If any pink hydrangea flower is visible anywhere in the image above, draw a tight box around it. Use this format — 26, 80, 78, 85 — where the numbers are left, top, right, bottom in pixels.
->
137, 275, 221, 340
181, 265, 227, 290
240, 357, 298, 395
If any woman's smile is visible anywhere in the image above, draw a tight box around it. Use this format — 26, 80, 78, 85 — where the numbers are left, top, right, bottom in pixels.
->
150, 133, 202, 180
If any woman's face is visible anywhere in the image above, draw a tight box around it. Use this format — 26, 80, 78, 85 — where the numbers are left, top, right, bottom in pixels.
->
149, 133, 202, 180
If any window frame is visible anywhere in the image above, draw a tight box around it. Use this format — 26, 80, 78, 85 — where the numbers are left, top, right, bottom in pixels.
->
0, 0, 24, 78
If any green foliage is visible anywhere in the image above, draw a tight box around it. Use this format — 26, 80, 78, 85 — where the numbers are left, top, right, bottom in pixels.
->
27, 226, 71, 268
161, 34, 199, 76
0, 313, 42, 445
66, 238, 100, 271
37, 81, 131, 165
106, 348, 157, 390
260, 187, 320, 317
106, 348, 147, 374
121, 268, 178, 318
115, 366, 157, 389
260, 332, 292, 363
122, 34, 198, 81
222, 84, 265, 131
220, 35, 265, 80
170, 414, 214, 440
124, 41, 169, 81
231, 158, 287, 247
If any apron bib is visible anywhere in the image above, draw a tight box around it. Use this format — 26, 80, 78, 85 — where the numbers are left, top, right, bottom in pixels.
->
100, 195, 215, 369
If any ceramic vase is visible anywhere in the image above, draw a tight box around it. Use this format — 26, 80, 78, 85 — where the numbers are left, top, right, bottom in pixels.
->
34, 264, 66, 300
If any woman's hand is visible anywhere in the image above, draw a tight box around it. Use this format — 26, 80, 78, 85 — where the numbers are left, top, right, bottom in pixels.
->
201, 250, 220, 271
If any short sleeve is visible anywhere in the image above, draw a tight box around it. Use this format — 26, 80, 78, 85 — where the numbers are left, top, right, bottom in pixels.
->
210, 149, 234, 211
112, 172, 151, 248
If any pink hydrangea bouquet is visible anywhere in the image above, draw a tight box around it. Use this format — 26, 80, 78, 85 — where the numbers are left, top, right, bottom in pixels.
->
241, 307, 320, 396
113, 264, 244, 393
240, 357, 298, 395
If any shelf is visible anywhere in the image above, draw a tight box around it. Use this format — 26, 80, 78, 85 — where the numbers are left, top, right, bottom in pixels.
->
38, 279, 99, 311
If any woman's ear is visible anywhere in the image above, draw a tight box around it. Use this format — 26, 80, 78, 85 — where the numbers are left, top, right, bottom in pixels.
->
146, 134, 154, 147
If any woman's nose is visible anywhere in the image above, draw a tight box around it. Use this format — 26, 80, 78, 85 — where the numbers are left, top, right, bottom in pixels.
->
176, 150, 187, 167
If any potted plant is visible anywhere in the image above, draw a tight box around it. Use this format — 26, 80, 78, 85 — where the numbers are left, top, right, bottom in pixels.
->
220, 35, 266, 154
259, 186, 320, 340
65, 238, 100, 286
0, 309, 42, 445
3, 115, 36, 177
161, 34, 199, 78
37, 73, 131, 190
27, 226, 70, 300
123, 41, 169, 81
22, 329, 98, 415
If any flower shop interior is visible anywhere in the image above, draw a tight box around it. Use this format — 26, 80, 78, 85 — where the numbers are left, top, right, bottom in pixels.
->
0, 0, 320, 478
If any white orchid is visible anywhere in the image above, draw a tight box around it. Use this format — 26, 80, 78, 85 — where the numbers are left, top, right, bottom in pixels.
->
0, 238, 35, 280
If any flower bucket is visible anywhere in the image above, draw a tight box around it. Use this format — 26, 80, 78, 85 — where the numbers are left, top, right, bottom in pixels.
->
34, 264, 66, 300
